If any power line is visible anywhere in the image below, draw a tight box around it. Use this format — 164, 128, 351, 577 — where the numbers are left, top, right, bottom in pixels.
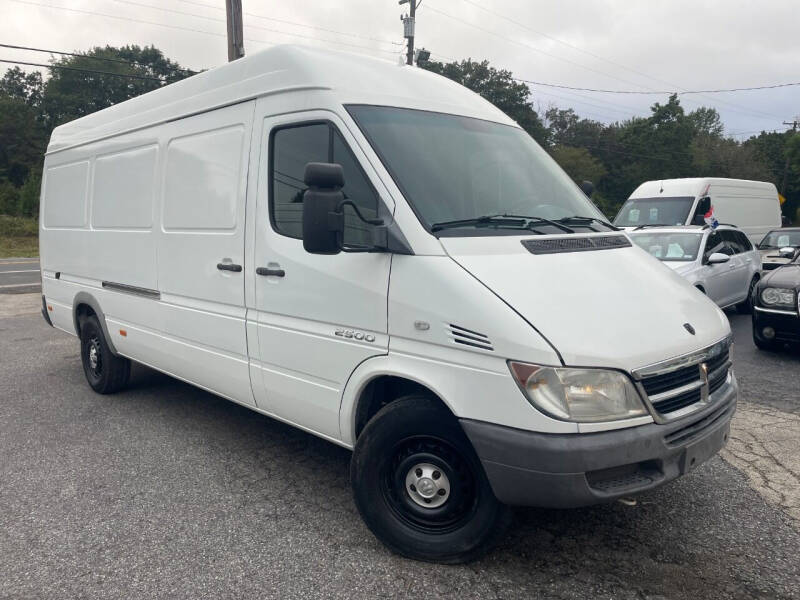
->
103, 0, 398, 55
515, 78, 800, 96
424, 4, 657, 92
0, 58, 165, 81
446, 0, 785, 121
176, 0, 402, 47
0, 43, 193, 75
4, 0, 394, 60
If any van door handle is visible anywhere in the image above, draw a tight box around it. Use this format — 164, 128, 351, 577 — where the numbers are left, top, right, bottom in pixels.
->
217, 263, 242, 272
256, 267, 285, 277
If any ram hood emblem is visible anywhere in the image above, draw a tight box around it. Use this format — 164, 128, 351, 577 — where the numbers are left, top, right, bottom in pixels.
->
683, 323, 696, 335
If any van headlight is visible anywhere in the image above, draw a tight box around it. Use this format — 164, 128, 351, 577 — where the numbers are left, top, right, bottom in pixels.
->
760, 287, 795, 307
508, 362, 647, 422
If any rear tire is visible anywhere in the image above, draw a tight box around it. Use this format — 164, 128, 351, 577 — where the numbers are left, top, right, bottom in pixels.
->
737, 276, 758, 314
80, 315, 130, 394
351, 395, 510, 564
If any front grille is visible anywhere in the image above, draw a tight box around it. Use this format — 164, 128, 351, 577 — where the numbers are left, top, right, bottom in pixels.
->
664, 397, 735, 447
640, 347, 730, 416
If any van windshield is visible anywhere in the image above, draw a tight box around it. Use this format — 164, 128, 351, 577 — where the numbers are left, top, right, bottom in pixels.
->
613, 197, 695, 227
628, 231, 704, 262
347, 105, 604, 235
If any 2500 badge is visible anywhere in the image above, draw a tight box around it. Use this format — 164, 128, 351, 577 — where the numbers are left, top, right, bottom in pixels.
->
334, 328, 376, 343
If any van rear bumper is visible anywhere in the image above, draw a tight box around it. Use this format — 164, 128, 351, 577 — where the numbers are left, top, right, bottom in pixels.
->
460, 378, 737, 508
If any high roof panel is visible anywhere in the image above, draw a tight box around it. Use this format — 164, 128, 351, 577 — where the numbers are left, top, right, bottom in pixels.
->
47, 45, 515, 153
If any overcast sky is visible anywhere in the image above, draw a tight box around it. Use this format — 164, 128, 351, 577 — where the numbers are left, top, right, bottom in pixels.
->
2, 0, 798, 136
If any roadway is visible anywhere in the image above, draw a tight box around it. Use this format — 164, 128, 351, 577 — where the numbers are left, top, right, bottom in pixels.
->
0, 258, 40, 294
0, 296, 798, 599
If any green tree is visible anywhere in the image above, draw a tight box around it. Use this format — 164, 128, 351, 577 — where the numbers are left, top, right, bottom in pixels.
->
419, 58, 547, 143
41, 44, 195, 129
0, 66, 43, 107
0, 95, 46, 187
18, 169, 42, 218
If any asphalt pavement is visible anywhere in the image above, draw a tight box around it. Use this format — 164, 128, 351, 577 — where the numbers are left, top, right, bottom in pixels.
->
0, 258, 41, 294
1, 297, 799, 599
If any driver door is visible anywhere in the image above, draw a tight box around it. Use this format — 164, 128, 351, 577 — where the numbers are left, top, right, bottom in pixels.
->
701, 230, 736, 306
246, 108, 392, 440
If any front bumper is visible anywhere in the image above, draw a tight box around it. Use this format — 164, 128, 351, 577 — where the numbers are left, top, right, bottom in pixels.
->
460, 376, 737, 508
753, 307, 800, 345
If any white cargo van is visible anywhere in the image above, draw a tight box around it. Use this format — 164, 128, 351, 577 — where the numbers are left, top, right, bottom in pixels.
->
39, 45, 736, 563
613, 177, 781, 243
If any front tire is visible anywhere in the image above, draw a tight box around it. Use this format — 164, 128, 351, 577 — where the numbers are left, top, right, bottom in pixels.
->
80, 315, 131, 394
350, 396, 510, 564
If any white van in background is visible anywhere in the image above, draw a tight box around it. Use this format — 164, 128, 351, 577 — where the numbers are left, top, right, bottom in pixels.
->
613, 178, 781, 243
39, 45, 737, 564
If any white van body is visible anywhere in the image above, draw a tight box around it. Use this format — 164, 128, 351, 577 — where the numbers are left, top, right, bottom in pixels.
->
614, 177, 781, 243
39, 45, 737, 562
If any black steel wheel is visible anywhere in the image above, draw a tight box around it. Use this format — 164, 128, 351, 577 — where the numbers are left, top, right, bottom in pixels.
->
79, 315, 131, 394
351, 395, 510, 563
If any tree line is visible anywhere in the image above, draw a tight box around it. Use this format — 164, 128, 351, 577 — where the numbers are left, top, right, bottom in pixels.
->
1, 45, 798, 223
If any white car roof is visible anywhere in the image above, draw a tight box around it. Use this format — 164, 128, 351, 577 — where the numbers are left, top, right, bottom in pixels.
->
48, 44, 516, 154
629, 178, 777, 198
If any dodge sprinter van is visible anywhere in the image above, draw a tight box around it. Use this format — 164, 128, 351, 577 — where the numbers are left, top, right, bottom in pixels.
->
614, 177, 781, 244
39, 45, 737, 563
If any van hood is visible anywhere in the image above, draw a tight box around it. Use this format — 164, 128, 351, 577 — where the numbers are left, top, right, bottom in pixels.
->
440, 235, 730, 372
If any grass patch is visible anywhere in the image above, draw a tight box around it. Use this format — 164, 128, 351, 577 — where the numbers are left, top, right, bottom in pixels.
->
0, 215, 39, 257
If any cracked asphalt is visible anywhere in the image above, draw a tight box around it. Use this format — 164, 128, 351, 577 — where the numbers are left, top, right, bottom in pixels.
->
1, 294, 799, 599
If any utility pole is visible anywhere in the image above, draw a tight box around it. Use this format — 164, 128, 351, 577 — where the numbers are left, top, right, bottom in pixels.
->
225, 0, 244, 62
399, 0, 417, 66
780, 118, 799, 196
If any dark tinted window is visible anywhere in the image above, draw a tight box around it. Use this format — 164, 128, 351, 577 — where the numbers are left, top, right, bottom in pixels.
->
271, 122, 378, 245
704, 231, 730, 259
735, 231, 752, 252
720, 230, 744, 254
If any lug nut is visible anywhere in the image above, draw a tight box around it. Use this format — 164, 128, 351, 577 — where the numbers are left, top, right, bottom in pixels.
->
415, 468, 422, 477
437, 489, 446, 496
409, 484, 416, 492
432, 470, 440, 480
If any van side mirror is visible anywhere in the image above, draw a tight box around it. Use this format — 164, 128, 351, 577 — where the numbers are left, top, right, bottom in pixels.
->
779, 246, 796, 258
301, 162, 388, 255
302, 163, 345, 255
706, 252, 730, 265
579, 180, 594, 197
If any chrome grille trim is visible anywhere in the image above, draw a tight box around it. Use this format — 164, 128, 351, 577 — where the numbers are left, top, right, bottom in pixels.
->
632, 336, 733, 423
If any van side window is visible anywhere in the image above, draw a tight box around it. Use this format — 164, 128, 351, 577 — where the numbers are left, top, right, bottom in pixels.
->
271, 122, 378, 245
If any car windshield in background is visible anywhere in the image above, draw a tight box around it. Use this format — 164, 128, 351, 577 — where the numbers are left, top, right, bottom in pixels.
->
629, 232, 704, 262
613, 197, 695, 227
346, 105, 605, 235
758, 230, 800, 249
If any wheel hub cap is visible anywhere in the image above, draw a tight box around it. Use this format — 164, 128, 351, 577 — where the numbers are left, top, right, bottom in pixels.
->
88, 345, 98, 370
405, 462, 450, 508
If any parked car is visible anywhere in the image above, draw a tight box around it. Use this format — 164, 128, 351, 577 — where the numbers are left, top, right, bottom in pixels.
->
752, 257, 800, 350
628, 225, 761, 311
614, 178, 782, 244
39, 45, 737, 563
758, 227, 800, 270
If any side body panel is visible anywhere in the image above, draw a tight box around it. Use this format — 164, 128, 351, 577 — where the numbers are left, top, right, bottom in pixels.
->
41, 101, 257, 407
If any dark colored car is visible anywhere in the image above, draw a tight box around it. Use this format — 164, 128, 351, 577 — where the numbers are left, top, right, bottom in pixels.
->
752, 257, 800, 350
758, 228, 800, 271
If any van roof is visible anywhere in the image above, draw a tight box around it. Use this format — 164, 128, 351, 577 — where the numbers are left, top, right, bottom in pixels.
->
629, 178, 777, 199
47, 44, 515, 154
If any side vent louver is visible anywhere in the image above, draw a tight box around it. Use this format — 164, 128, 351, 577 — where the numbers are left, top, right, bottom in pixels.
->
448, 324, 493, 351
521, 235, 631, 255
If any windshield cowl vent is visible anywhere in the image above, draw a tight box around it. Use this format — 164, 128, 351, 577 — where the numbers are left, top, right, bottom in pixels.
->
448, 324, 493, 351
521, 235, 631, 255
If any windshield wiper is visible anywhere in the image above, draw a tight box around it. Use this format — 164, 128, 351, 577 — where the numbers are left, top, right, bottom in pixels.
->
633, 223, 670, 230
431, 214, 574, 234
556, 215, 619, 231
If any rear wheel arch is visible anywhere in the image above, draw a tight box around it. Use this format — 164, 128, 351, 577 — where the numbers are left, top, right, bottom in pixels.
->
72, 292, 118, 354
